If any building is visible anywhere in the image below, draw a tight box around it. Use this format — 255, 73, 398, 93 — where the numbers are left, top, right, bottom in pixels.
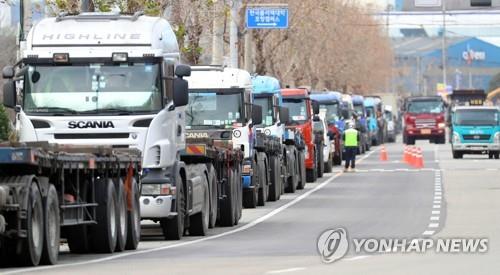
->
401, 0, 500, 11
394, 37, 500, 95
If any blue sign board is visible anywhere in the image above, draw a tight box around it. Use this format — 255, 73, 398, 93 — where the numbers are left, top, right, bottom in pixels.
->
246, 6, 289, 29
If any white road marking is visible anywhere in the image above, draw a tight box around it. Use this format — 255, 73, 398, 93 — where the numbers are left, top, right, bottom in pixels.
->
435, 192, 442, 196
345, 255, 371, 261
429, 223, 439, 228
434, 196, 442, 200
2, 145, 379, 275
266, 267, 306, 274
432, 210, 440, 215
433, 204, 441, 209
422, 230, 435, 236
433, 200, 441, 204
430, 216, 440, 221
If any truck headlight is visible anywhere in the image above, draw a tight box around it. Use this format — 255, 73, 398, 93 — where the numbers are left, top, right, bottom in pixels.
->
141, 184, 174, 196
453, 132, 461, 144
494, 132, 500, 144
438, 123, 446, 129
304, 146, 309, 159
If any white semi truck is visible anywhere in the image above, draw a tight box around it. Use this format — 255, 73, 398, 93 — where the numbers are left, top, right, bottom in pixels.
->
0, 12, 221, 266
185, 66, 270, 209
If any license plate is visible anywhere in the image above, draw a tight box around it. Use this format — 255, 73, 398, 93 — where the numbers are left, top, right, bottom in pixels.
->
421, 129, 431, 135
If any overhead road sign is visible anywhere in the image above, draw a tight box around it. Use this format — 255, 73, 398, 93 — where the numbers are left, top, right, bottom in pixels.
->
246, 5, 289, 29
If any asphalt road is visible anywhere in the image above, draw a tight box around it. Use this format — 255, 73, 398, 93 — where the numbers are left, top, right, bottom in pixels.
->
2, 137, 499, 275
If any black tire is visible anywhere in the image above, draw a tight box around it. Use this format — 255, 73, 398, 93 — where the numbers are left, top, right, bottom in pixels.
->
232, 168, 240, 225
257, 159, 268, 206
268, 156, 281, 201
333, 148, 342, 165
90, 179, 117, 253
125, 177, 140, 250
406, 137, 415, 145
324, 153, 333, 173
305, 168, 317, 184
494, 152, 500, 159
233, 165, 243, 222
189, 181, 209, 236
297, 150, 307, 189
208, 168, 218, 229
162, 173, 185, 240
114, 180, 128, 252
219, 168, 235, 226
19, 182, 44, 266
317, 147, 324, 178
40, 184, 60, 265
452, 150, 463, 159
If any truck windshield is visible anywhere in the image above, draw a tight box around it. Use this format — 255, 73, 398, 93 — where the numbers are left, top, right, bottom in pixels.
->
353, 104, 364, 117
23, 63, 162, 115
455, 109, 499, 126
186, 89, 245, 129
282, 98, 310, 124
254, 96, 275, 126
319, 103, 339, 123
408, 100, 443, 114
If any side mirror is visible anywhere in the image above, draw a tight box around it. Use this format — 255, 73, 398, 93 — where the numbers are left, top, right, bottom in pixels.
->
2, 66, 15, 79
312, 101, 320, 115
172, 78, 189, 107
252, 105, 263, 125
175, 64, 191, 78
3, 80, 16, 108
279, 107, 289, 124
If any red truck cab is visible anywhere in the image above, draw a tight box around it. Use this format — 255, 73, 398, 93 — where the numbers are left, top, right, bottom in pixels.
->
403, 96, 447, 145
281, 88, 320, 182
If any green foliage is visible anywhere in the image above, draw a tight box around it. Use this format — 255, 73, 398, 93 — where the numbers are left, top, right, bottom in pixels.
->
0, 105, 11, 141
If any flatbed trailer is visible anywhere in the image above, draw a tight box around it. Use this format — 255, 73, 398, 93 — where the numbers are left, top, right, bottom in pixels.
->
0, 143, 141, 266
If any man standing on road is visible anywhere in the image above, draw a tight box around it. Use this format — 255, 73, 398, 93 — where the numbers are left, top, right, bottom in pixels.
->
342, 122, 360, 172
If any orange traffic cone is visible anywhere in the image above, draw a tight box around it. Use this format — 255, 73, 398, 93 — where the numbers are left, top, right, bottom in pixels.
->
415, 147, 424, 168
409, 146, 417, 167
403, 146, 409, 163
380, 145, 388, 161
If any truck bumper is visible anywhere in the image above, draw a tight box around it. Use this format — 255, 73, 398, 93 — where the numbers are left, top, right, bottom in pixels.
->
405, 128, 445, 139
453, 143, 500, 152
140, 195, 174, 219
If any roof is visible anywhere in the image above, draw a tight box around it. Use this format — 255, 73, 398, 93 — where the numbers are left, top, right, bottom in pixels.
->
352, 95, 365, 105
310, 92, 342, 103
281, 88, 309, 97
186, 67, 252, 89
454, 106, 499, 111
392, 37, 470, 57
252, 75, 281, 95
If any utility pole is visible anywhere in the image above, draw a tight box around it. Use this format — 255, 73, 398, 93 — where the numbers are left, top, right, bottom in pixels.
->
441, 0, 447, 89
211, 0, 224, 65
81, 0, 91, 12
229, 0, 239, 68
243, 31, 253, 72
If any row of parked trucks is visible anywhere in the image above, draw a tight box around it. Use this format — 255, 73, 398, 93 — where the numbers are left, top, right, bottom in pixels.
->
0, 12, 402, 267
0, 12, 360, 267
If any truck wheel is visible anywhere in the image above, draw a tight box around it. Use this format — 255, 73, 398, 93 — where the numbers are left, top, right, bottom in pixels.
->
495, 152, 499, 159
208, 168, 218, 228
257, 160, 268, 206
189, 182, 209, 236
406, 137, 415, 145
162, 173, 185, 240
236, 165, 243, 221
40, 184, 60, 265
317, 148, 324, 178
324, 153, 333, 173
305, 151, 318, 184
114, 179, 128, 252
125, 177, 140, 250
452, 150, 463, 159
219, 168, 235, 226
90, 179, 117, 253
268, 156, 281, 201
298, 150, 307, 189
19, 182, 44, 266
232, 168, 240, 225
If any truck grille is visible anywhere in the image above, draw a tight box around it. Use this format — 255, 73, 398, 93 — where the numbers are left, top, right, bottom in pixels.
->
54, 133, 129, 139
415, 119, 436, 129
462, 134, 491, 141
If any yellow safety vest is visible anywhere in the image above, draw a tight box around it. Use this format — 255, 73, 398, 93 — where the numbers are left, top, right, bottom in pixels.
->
344, 128, 359, 147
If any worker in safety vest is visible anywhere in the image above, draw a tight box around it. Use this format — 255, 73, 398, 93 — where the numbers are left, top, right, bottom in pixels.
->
342, 121, 360, 172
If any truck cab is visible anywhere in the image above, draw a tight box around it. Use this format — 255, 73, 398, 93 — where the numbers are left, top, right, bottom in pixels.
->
185, 66, 268, 208
364, 97, 380, 146
281, 88, 320, 182
310, 92, 344, 165
403, 96, 446, 145
384, 105, 396, 142
451, 106, 500, 159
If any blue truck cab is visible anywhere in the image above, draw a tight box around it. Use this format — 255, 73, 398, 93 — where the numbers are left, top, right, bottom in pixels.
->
451, 106, 500, 159
310, 92, 344, 165
251, 76, 284, 141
